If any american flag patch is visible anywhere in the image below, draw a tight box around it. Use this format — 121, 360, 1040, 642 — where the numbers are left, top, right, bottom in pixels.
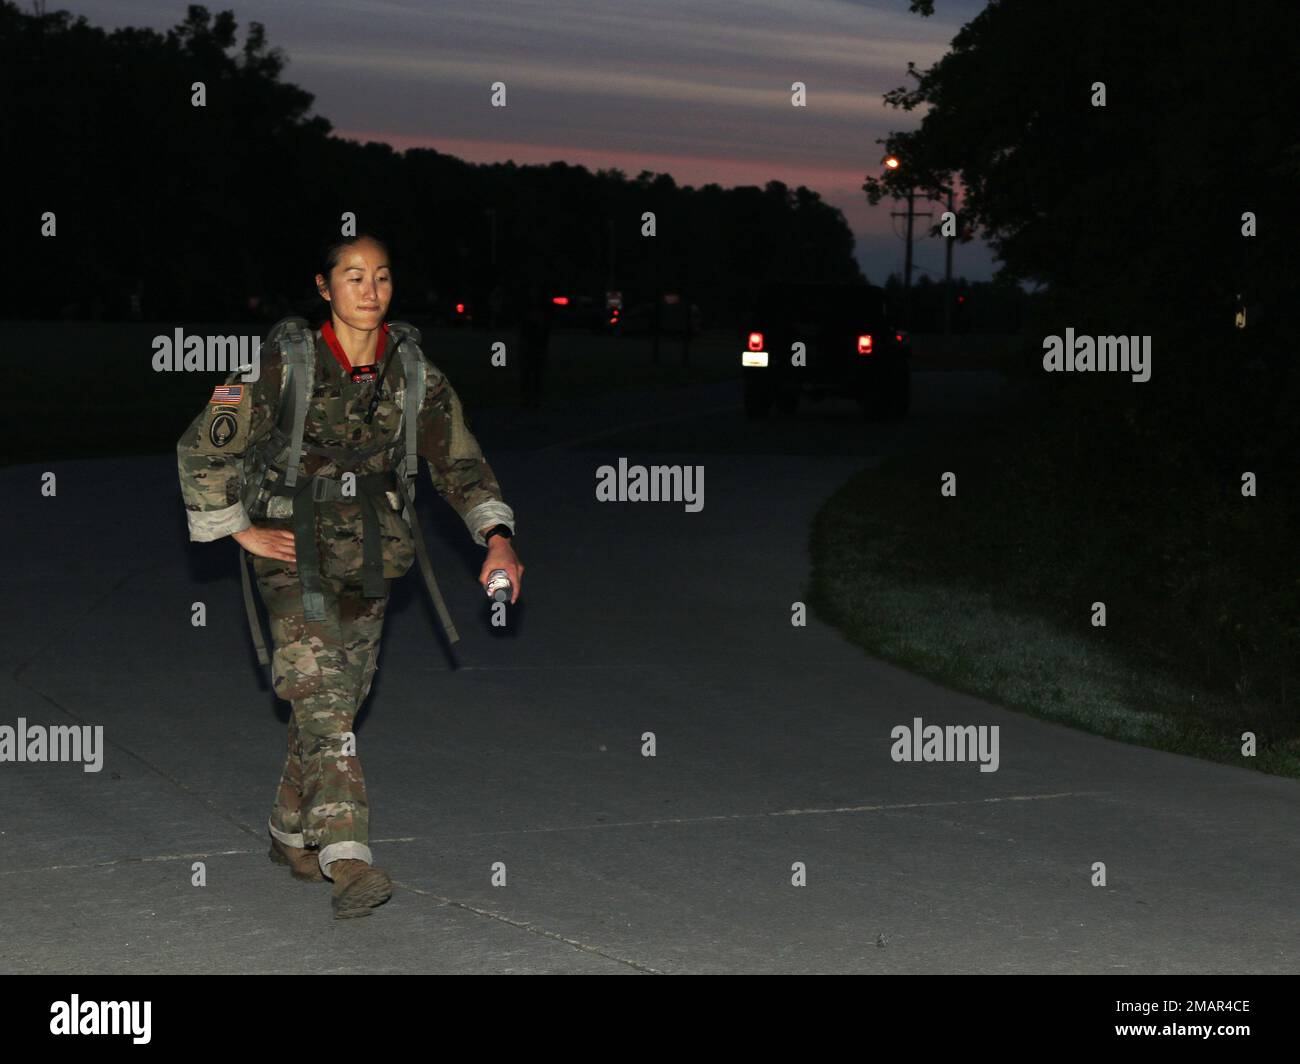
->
210, 385, 243, 406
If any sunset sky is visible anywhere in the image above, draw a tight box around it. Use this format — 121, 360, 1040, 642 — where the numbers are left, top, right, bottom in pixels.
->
66, 0, 996, 281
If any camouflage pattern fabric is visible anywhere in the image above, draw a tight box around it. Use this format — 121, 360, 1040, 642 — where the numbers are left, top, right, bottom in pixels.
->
260, 557, 387, 872
177, 323, 517, 873
176, 324, 516, 550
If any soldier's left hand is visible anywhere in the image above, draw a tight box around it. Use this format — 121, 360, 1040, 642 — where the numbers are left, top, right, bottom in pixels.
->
480, 540, 523, 604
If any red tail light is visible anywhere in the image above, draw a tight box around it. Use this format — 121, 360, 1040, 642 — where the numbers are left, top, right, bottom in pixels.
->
455, 303, 465, 314
857, 334, 874, 355
748, 331, 764, 351
552, 296, 569, 306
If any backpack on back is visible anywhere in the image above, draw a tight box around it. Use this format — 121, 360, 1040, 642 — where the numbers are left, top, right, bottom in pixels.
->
235, 317, 459, 667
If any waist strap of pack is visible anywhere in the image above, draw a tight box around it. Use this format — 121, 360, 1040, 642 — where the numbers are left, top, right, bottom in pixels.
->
269, 471, 397, 620
238, 464, 461, 651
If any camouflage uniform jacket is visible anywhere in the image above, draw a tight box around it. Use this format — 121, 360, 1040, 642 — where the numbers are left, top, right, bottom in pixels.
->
176, 325, 515, 580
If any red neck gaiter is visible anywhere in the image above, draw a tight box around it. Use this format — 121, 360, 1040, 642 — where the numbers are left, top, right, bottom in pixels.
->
320, 319, 390, 374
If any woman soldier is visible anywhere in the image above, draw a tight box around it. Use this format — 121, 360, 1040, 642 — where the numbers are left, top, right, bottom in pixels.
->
176, 232, 523, 919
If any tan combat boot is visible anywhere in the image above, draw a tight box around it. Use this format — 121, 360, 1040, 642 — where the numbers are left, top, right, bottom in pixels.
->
327, 858, 393, 919
268, 834, 326, 882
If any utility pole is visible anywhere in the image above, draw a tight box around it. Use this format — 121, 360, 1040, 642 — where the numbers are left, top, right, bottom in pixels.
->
891, 186, 931, 329
904, 186, 915, 291
943, 184, 954, 336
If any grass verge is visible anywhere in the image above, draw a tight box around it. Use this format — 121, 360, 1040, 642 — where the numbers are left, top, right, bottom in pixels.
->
807, 401, 1300, 779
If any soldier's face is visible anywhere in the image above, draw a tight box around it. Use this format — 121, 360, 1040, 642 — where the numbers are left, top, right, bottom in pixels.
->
317, 239, 393, 330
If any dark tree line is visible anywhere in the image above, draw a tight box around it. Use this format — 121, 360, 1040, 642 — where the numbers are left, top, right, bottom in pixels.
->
2, 2, 863, 325
865, 0, 1299, 476
882, 273, 1034, 333
866, 0, 1300, 704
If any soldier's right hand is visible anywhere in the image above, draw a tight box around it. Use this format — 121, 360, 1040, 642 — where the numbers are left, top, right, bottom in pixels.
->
232, 524, 297, 563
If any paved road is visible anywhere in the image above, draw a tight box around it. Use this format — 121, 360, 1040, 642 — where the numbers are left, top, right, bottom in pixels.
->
1, 371, 1295, 973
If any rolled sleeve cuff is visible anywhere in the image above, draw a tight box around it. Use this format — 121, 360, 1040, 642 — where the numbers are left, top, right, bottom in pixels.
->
186, 501, 252, 542
465, 500, 516, 546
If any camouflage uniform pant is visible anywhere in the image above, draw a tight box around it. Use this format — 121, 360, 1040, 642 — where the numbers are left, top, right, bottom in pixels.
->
255, 556, 389, 876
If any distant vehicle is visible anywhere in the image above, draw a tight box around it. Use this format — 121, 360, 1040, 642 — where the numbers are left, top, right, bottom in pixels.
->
619, 293, 703, 336
741, 282, 910, 419
543, 293, 600, 332
543, 292, 635, 333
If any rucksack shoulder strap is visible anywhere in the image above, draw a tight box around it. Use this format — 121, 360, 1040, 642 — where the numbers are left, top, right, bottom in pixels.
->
387, 321, 426, 488
264, 316, 315, 488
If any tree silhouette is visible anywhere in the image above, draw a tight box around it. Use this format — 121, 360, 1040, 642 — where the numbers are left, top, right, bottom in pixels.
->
5, 1, 864, 323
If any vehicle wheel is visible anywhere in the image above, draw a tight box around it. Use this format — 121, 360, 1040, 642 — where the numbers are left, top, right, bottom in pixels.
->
856, 387, 886, 421
744, 381, 773, 420
775, 389, 799, 414
890, 363, 911, 417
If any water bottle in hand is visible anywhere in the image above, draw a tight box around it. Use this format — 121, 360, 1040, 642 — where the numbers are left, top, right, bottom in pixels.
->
485, 568, 513, 603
